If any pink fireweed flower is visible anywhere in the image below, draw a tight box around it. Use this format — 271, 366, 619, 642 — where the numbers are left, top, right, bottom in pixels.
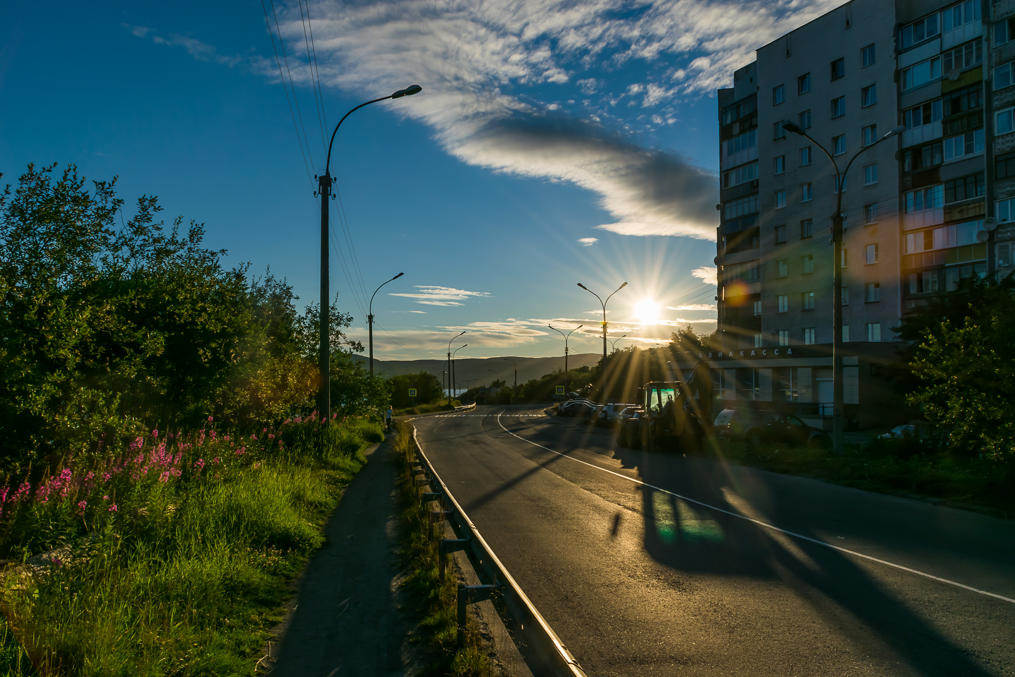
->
262, 427, 267, 434
159, 471, 170, 483
77, 499, 87, 514
212, 457, 221, 464
194, 458, 206, 471
101, 472, 111, 483
234, 446, 245, 456
151, 429, 158, 438
294, 416, 302, 424
208, 415, 214, 422
210, 431, 216, 440
252, 461, 261, 469
102, 495, 109, 501
108, 503, 118, 512
11, 482, 30, 503
268, 433, 275, 440
250, 434, 257, 441
284, 418, 291, 425
224, 434, 230, 441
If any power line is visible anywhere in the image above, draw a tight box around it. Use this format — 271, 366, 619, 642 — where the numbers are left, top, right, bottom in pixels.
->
296, 0, 327, 149
268, 0, 316, 174
259, 0, 315, 188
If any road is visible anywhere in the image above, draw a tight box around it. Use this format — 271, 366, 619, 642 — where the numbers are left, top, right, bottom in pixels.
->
413, 405, 1015, 676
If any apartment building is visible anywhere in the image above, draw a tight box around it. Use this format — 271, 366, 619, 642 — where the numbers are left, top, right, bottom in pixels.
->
713, 0, 1013, 428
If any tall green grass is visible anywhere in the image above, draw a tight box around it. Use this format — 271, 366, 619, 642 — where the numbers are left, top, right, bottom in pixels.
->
0, 416, 382, 675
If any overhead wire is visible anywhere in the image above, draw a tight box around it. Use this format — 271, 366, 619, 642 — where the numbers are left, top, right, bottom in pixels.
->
333, 185, 372, 313
260, 0, 315, 189
296, 0, 327, 149
268, 0, 317, 179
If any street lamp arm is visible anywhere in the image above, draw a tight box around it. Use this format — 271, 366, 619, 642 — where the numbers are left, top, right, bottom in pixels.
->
370, 271, 404, 316
604, 281, 629, 307
577, 282, 605, 309
568, 324, 583, 338
783, 122, 840, 176
324, 85, 422, 178
841, 126, 903, 183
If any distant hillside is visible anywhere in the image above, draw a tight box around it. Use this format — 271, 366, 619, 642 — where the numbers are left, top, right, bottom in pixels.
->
351, 353, 602, 389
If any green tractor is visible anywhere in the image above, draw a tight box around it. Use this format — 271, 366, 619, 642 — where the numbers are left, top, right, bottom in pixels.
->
623, 379, 711, 453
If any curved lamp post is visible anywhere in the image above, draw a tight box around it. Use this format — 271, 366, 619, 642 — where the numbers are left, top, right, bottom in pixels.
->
447, 330, 465, 403
317, 84, 421, 421
453, 344, 468, 397
781, 120, 901, 454
548, 324, 583, 380
368, 271, 404, 377
611, 334, 628, 353
577, 281, 628, 361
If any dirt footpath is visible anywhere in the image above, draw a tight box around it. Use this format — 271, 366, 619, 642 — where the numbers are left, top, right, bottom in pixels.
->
268, 439, 408, 677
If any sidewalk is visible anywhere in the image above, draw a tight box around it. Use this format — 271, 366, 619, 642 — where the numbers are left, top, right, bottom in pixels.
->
268, 437, 408, 677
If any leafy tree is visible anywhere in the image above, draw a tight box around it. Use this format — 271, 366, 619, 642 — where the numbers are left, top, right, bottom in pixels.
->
903, 277, 1015, 461
388, 372, 442, 408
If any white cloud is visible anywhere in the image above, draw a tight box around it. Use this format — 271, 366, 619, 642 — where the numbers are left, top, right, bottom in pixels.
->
123, 23, 243, 67
691, 266, 717, 286
389, 285, 491, 306
578, 237, 598, 246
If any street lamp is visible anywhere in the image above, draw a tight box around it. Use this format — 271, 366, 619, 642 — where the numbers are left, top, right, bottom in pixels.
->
611, 334, 628, 353
577, 281, 628, 361
453, 344, 468, 397
548, 324, 582, 391
447, 330, 465, 403
368, 271, 404, 377
317, 84, 421, 421
781, 120, 901, 454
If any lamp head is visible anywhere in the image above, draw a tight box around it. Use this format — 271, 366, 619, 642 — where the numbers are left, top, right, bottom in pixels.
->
392, 272, 404, 280
781, 121, 804, 135
577, 282, 588, 290
619, 281, 628, 289
392, 84, 422, 98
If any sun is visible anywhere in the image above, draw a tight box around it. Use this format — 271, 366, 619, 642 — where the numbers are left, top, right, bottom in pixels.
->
634, 298, 662, 325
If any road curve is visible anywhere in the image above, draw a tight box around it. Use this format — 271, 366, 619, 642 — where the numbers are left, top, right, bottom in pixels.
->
413, 405, 1015, 677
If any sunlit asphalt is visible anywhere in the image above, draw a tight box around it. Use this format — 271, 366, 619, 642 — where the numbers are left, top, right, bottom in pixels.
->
413, 405, 1015, 677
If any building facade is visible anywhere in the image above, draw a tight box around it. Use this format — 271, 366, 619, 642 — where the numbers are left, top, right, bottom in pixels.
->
714, 0, 1014, 429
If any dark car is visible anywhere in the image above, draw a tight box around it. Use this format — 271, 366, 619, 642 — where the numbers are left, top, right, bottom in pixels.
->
751, 413, 831, 448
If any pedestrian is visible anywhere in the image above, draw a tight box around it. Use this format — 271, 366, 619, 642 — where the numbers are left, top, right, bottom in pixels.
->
385, 405, 393, 431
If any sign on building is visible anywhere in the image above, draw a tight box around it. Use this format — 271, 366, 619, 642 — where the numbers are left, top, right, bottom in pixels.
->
408, 388, 418, 398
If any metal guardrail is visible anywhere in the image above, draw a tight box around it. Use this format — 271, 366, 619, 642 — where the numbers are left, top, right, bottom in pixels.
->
409, 427, 586, 677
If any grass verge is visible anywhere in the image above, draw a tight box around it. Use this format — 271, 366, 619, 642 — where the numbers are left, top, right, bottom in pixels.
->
391, 423, 489, 676
394, 401, 458, 417
711, 437, 1015, 518
0, 416, 382, 675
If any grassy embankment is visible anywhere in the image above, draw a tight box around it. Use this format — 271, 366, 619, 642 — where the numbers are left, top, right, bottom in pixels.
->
0, 415, 382, 675
709, 436, 1015, 518
392, 422, 489, 676
394, 400, 459, 417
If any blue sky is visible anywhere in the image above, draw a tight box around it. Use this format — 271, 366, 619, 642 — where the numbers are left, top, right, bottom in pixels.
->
1, 0, 840, 360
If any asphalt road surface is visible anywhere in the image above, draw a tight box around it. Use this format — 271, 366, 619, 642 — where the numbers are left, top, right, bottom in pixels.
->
413, 405, 1015, 677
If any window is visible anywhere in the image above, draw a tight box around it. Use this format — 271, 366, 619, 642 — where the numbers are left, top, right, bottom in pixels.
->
866, 322, 882, 342
861, 84, 877, 107
944, 85, 981, 116
903, 99, 943, 129
778, 329, 790, 346
904, 184, 944, 212
830, 97, 846, 120
864, 164, 878, 185
900, 13, 940, 50
778, 295, 789, 313
723, 194, 759, 219
723, 161, 759, 188
841, 285, 850, 306
802, 254, 815, 274
800, 146, 812, 166
865, 282, 881, 303
753, 300, 762, 317
841, 247, 848, 268
800, 219, 813, 239
902, 57, 941, 91
774, 155, 785, 174
865, 243, 878, 264
943, 129, 984, 162
997, 106, 1015, 135
862, 124, 878, 146
753, 333, 764, 348
942, 0, 980, 33
833, 134, 846, 155
801, 182, 812, 202
724, 129, 757, 157
803, 327, 816, 345
997, 152, 1015, 180
999, 197, 1015, 222
798, 72, 811, 94
774, 121, 786, 140
801, 291, 815, 311
903, 141, 943, 172
995, 17, 1015, 45
942, 40, 982, 74
773, 84, 785, 105
944, 172, 984, 203
775, 224, 787, 243
798, 109, 812, 130
775, 190, 786, 209
830, 57, 845, 81
995, 61, 1015, 90
861, 43, 876, 67
842, 324, 851, 342
864, 203, 879, 224
776, 259, 788, 278
904, 221, 985, 252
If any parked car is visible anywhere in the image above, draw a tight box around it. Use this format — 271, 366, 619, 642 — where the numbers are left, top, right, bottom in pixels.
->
598, 402, 638, 424
714, 408, 831, 448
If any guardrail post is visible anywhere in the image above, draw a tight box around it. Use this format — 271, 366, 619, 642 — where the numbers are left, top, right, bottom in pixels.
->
439, 537, 470, 581
457, 584, 499, 648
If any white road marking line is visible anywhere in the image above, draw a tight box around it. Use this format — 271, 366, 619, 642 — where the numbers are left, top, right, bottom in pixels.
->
495, 412, 1015, 606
